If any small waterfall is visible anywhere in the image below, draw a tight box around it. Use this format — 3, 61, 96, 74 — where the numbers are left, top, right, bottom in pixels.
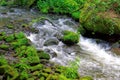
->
27, 18, 120, 80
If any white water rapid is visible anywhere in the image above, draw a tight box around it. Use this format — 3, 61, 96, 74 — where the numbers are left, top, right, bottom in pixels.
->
27, 18, 120, 80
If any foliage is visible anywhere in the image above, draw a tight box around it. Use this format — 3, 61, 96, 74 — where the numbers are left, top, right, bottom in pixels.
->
62, 30, 79, 45
0, 0, 7, 6
37, 0, 79, 14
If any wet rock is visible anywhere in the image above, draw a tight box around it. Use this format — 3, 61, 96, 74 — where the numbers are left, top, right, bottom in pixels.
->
44, 38, 59, 46
44, 49, 57, 58
53, 32, 62, 40
38, 51, 50, 60
111, 41, 120, 48
111, 48, 120, 55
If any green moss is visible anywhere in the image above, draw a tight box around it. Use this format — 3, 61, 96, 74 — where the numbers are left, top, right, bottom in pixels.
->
0, 56, 8, 66
30, 64, 43, 71
14, 0, 35, 8
7, 25, 14, 29
62, 67, 79, 79
62, 30, 79, 45
0, 32, 6, 36
0, 36, 4, 41
0, 65, 19, 80
0, 32, 6, 40
17, 38, 29, 45
0, 44, 9, 50
15, 32, 26, 39
71, 11, 80, 19
77, 25, 86, 35
43, 68, 52, 73
41, 73, 49, 77
27, 78, 34, 80
38, 51, 50, 60
80, 76, 93, 80
58, 75, 70, 80
27, 56, 40, 64
19, 70, 29, 80
5, 34, 15, 42
40, 77, 45, 80
11, 38, 29, 49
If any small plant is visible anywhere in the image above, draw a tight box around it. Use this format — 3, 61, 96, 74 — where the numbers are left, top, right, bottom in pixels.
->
62, 30, 79, 45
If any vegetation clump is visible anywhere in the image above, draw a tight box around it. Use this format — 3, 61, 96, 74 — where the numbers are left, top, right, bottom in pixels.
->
62, 30, 79, 45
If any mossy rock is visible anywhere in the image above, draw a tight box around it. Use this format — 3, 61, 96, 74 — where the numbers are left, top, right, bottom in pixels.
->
27, 78, 34, 80
58, 74, 69, 80
39, 77, 45, 80
80, 76, 93, 80
38, 51, 50, 60
82, 15, 120, 35
0, 36, 4, 41
15, 32, 26, 39
30, 64, 43, 71
43, 68, 52, 73
19, 70, 29, 80
0, 32, 6, 41
6, 25, 14, 29
5, 34, 15, 42
61, 30, 79, 45
0, 65, 19, 80
0, 56, 8, 66
11, 38, 29, 49
0, 44, 9, 50
41, 73, 49, 77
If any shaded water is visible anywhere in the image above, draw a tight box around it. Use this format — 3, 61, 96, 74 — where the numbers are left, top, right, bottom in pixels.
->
0, 7, 120, 80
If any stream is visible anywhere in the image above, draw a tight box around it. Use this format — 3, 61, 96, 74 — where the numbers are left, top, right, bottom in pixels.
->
0, 7, 120, 80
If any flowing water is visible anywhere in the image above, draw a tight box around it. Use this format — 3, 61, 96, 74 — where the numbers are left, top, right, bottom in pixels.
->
0, 7, 120, 80
27, 18, 120, 80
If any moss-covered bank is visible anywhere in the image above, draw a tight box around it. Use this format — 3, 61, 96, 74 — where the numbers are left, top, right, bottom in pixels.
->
0, 31, 92, 80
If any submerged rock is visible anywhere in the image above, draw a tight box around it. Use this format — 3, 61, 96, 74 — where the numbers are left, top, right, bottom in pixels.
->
44, 38, 59, 46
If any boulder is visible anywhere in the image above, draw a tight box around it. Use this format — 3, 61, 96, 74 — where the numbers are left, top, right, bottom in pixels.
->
44, 38, 59, 46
